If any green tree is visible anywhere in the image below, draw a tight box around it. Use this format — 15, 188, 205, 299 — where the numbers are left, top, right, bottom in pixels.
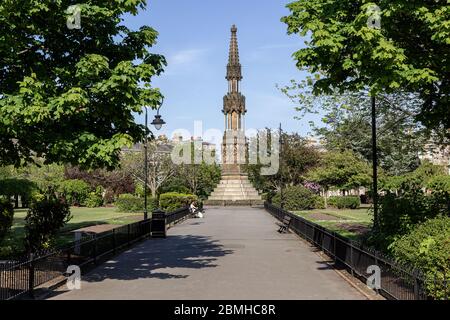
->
307, 150, 371, 206
25, 194, 72, 252
0, 0, 166, 169
283, 1, 450, 141
248, 130, 321, 198
281, 81, 427, 175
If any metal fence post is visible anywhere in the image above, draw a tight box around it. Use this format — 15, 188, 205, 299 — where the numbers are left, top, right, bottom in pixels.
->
127, 224, 131, 245
413, 269, 420, 300
112, 229, 116, 255
93, 236, 98, 265
28, 253, 35, 298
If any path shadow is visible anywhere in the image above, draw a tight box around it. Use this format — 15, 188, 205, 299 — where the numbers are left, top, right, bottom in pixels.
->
81, 235, 232, 283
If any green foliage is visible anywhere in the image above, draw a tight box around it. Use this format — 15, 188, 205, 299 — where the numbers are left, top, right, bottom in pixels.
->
389, 216, 450, 300
281, 79, 427, 176
59, 179, 91, 206
114, 193, 157, 213
0, 0, 166, 169
159, 178, 191, 195
372, 172, 450, 250
282, 1, 450, 140
427, 175, 450, 192
84, 192, 103, 208
159, 193, 197, 212
272, 185, 322, 211
248, 131, 321, 195
328, 196, 361, 209
25, 196, 72, 252
0, 198, 14, 244
0, 178, 37, 206
115, 194, 142, 212
307, 150, 372, 191
380, 161, 445, 192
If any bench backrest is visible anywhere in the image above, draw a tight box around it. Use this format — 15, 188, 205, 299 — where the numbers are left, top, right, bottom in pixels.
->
282, 215, 292, 224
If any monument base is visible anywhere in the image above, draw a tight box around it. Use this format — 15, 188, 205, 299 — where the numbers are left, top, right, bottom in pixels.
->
204, 174, 263, 206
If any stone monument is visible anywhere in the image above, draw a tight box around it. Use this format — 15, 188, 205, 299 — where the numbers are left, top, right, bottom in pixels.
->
205, 25, 263, 206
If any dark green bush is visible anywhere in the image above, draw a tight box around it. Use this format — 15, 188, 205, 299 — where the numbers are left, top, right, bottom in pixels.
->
159, 192, 197, 212
25, 196, 72, 252
59, 179, 91, 206
328, 196, 361, 209
116, 194, 142, 212
115, 194, 158, 212
0, 198, 14, 244
0, 179, 37, 208
427, 175, 450, 214
85, 192, 104, 208
272, 185, 320, 211
389, 216, 450, 300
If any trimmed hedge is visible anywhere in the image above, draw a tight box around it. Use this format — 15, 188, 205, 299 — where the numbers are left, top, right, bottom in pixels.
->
115, 194, 158, 213
328, 196, 361, 209
159, 192, 197, 212
272, 185, 322, 211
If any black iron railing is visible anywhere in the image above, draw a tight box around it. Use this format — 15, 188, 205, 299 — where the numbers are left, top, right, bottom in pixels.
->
0, 207, 191, 300
264, 202, 445, 300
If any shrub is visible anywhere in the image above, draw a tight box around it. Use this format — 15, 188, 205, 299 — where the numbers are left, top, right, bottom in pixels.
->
427, 175, 450, 214
115, 194, 143, 212
389, 216, 450, 300
159, 193, 197, 212
272, 185, 319, 211
313, 195, 326, 209
84, 192, 104, 208
25, 196, 72, 252
115, 194, 157, 212
0, 198, 14, 244
59, 179, 91, 206
328, 196, 361, 209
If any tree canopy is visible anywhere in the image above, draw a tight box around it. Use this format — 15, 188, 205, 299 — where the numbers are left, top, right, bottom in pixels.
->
280, 81, 427, 175
0, 0, 166, 169
307, 150, 372, 192
283, 1, 450, 140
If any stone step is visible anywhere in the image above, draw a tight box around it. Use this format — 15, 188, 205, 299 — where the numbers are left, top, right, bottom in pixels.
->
204, 199, 264, 206
211, 190, 260, 196
212, 187, 259, 192
206, 175, 262, 205
207, 196, 262, 201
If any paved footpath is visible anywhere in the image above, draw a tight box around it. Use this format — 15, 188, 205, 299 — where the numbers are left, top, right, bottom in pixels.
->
50, 207, 365, 300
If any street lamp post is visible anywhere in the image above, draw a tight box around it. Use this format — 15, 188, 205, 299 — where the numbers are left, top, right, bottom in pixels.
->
143, 99, 166, 220
371, 96, 379, 229
144, 107, 149, 220
279, 123, 284, 210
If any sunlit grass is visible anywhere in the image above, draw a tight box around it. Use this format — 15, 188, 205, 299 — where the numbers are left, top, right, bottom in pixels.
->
1, 207, 143, 259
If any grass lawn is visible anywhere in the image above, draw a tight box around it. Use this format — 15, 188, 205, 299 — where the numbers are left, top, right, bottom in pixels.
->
294, 207, 373, 241
1, 207, 144, 259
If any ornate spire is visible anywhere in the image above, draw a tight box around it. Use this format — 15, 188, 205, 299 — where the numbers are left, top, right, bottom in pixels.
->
226, 24, 242, 81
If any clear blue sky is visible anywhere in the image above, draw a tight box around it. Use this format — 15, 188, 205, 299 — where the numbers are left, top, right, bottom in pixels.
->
125, 0, 319, 139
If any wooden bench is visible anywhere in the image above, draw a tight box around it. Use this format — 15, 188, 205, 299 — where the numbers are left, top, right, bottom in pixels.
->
277, 215, 292, 233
